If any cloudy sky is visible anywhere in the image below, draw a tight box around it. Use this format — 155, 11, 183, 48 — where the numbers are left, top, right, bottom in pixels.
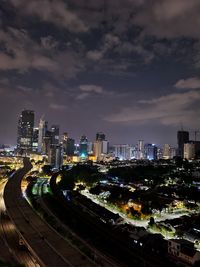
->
0, 0, 200, 146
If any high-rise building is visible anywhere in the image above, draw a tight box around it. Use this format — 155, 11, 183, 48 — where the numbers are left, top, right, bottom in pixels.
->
17, 110, 34, 152
163, 144, 171, 159
94, 141, 102, 160
48, 144, 63, 169
51, 125, 59, 145
102, 140, 109, 154
184, 143, 195, 160
137, 140, 144, 159
42, 133, 51, 155
144, 144, 157, 160
79, 135, 88, 157
96, 132, 106, 141
38, 118, 48, 153
94, 132, 108, 161
87, 142, 93, 154
177, 131, 189, 158
32, 127, 39, 152
113, 144, 132, 160
62, 133, 75, 156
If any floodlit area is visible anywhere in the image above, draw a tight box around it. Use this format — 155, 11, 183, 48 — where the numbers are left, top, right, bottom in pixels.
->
81, 189, 199, 231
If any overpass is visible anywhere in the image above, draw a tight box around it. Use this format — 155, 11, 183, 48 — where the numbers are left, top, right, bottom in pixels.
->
3, 158, 96, 267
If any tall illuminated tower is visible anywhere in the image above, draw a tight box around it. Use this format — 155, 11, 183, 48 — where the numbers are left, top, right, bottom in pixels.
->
79, 135, 88, 157
17, 110, 34, 152
38, 118, 48, 153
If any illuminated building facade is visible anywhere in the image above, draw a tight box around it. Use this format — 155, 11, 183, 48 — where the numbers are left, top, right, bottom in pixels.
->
113, 144, 132, 160
17, 110, 34, 152
32, 127, 39, 152
94, 132, 108, 161
137, 140, 144, 159
38, 118, 48, 153
184, 143, 195, 159
48, 144, 63, 169
163, 144, 171, 159
144, 143, 157, 160
62, 133, 75, 156
51, 125, 60, 145
79, 135, 88, 158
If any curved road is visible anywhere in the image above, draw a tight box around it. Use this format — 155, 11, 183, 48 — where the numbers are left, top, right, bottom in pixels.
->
3, 158, 96, 267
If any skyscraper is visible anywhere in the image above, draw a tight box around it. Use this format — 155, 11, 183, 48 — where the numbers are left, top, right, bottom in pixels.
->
62, 133, 75, 156
94, 132, 108, 161
184, 143, 195, 160
144, 144, 157, 160
96, 132, 106, 141
17, 110, 34, 152
177, 131, 189, 158
51, 125, 59, 145
137, 140, 144, 159
38, 118, 48, 153
79, 135, 88, 157
48, 144, 63, 169
163, 144, 171, 159
113, 144, 132, 160
32, 127, 39, 152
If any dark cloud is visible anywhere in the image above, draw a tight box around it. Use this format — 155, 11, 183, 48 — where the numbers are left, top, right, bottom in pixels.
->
0, 0, 199, 145
175, 77, 200, 89
134, 0, 200, 39
9, 0, 88, 33
106, 90, 200, 128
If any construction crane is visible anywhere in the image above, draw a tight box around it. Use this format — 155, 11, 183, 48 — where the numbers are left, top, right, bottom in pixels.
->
189, 129, 200, 142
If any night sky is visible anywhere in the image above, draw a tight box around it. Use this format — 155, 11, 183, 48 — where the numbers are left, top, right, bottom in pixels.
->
0, 0, 200, 146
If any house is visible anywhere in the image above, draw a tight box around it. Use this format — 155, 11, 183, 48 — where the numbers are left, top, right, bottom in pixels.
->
168, 239, 200, 265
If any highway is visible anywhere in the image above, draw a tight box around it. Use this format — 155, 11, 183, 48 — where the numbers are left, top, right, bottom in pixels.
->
0, 179, 38, 266
32, 179, 119, 267
3, 158, 96, 267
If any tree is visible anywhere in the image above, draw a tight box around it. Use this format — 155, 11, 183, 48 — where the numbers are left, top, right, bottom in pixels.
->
149, 217, 155, 226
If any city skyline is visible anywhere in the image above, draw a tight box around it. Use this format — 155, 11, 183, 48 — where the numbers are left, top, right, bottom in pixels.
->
0, 1, 200, 145
1, 108, 199, 147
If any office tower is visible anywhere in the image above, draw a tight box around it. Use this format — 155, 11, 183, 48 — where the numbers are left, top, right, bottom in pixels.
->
17, 110, 34, 152
177, 131, 189, 158
163, 144, 171, 159
94, 132, 109, 161
42, 134, 51, 155
137, 140, 144, 159
32, 127, 39, 152
79, 135, 88, 157
113, 144, 132, 160
38, 118, 48, 153
144, 144, 157, 160
51, 125, 59, 145
102, 140, 109, 154
157, 147, 163, 160
93, 141, 102, 160
184, 143, 195, 159
62, 133, 75, 156
87, 142, 93, 154
96, 132, 106, 141
94, 140, 109, 160
48, 144, 63, 169
65, 138, 75, 156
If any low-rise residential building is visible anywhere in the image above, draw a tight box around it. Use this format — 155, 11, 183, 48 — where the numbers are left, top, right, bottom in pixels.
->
168, 239, 200, 265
